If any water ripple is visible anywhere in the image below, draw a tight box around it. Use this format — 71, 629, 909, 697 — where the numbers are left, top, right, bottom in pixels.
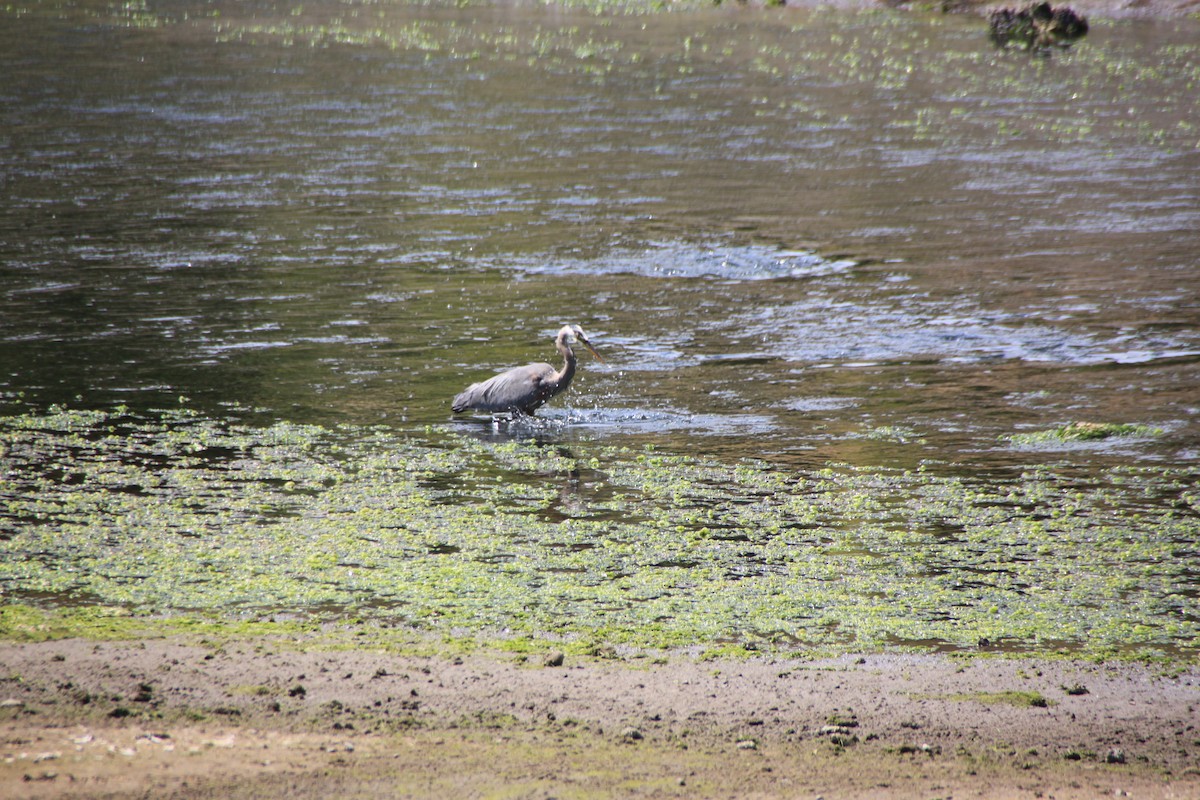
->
495, 242, 856, 282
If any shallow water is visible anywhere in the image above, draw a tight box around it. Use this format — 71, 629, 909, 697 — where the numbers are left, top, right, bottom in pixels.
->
2, 1, 1197, 471
0, 0, 1198, 651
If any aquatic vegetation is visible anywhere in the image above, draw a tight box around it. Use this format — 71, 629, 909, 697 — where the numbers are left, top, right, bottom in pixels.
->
0, 1, 1198, 663
1006, 421, 1164, 446
1, 406, 1197, 660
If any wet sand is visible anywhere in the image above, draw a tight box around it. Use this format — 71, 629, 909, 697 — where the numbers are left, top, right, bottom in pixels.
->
3, 637, 1198, 798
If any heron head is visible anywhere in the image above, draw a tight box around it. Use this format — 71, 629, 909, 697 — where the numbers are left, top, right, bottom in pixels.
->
560, 324, 605, 363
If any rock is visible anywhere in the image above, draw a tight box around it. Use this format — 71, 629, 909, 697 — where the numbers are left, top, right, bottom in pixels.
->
988, 2, 1088, 50
818, 724, 855, 736
136, 733, 170, 744
23, 771, 58, 782
620, 727, 643, 742
736, 739, 758, 750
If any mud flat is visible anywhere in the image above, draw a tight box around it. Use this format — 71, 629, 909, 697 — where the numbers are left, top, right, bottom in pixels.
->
3, 637, 1198, 799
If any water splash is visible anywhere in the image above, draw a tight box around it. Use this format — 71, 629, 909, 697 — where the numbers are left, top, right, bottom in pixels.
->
448, 405, 775, 439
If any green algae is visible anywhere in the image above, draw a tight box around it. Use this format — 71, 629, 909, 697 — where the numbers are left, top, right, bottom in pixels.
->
0, 602, 320, 644
939, 690, 1051, 707
2, 405, 1198, 661
1006, 422, 1164, 446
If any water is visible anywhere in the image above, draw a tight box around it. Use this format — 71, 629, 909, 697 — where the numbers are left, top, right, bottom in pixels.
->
3, 3, 1197, 472
1, 0, 1198, 651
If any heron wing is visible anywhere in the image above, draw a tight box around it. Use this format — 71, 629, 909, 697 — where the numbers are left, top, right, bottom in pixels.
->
452, 363, 558, 414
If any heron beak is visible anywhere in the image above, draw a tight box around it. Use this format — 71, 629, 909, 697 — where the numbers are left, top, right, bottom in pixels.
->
579, 337, 606, 364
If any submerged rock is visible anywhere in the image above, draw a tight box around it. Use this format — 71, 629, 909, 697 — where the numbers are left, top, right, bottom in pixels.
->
989, 2, 1089, 50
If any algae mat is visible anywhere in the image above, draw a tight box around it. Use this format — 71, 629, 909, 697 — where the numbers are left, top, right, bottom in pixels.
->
2, 405, 1197, 659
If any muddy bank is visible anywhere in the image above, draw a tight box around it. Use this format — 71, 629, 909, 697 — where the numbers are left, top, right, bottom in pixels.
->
3, 637, 1198, 798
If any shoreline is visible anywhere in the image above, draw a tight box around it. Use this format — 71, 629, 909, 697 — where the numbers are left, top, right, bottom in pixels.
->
4, 636, 1198, 798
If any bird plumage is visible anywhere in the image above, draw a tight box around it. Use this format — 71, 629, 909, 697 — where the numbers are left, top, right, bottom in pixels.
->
452, 324, 603, 416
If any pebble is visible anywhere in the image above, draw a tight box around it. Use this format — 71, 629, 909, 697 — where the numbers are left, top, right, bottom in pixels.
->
818, 725, 852, 736
23, 771, 57, 782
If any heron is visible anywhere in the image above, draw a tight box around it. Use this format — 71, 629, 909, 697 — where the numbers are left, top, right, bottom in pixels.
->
452, 324, 605, 416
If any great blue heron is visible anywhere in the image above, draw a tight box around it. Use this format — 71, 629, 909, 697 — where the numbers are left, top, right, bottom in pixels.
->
452, 324, 605, 416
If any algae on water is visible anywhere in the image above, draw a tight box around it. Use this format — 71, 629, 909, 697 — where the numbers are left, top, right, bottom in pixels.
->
1007, 421, 1164, 446
1, 406, 1197, 659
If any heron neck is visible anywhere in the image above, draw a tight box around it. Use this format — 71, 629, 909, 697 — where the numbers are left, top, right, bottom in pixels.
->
555, 340, 577, 386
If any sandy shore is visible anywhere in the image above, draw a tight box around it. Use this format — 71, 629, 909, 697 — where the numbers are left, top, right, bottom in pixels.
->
3, 637, 1198, 798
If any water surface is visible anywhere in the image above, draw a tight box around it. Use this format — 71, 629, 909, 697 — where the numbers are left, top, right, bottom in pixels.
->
1, 0, 1197, 651
3, 3, 1197, 471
